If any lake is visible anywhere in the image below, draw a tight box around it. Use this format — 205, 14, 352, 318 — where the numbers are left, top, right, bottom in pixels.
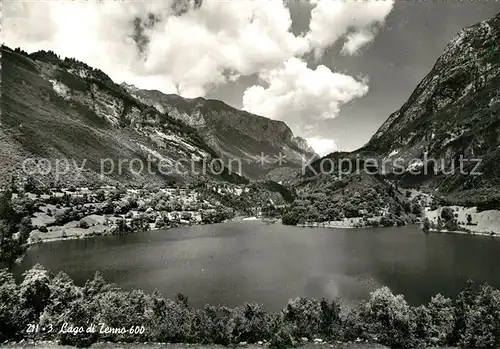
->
14, 221, 500, 311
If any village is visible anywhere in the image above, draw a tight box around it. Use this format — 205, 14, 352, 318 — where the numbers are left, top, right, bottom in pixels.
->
4, 180, 277, 244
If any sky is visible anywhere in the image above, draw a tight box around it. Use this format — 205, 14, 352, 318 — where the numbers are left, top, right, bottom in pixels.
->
3, 0, 500, 156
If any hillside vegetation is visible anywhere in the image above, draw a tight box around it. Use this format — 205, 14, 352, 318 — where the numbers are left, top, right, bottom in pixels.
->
285, 12, 500, 227
1, 45, 315, 187
1, 265, 500, 349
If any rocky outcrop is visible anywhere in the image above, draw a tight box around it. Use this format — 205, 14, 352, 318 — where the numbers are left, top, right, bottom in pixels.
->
124, 85, 317, 180
293, 12, 500, 212
0, 46, 248, 187
366, 13, 499, 173
1, 43, 312, 194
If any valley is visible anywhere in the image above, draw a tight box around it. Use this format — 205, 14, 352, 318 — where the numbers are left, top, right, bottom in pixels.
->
282, 12, 500, 234
2, 6, 500, 349
0, 177, 292, 266
2, 12, 500, 239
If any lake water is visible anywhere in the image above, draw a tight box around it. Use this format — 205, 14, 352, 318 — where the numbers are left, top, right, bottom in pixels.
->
14, 221, 500, 311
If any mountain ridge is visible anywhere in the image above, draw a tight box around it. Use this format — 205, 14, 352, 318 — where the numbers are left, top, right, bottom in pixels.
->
363, 11, 500, 200
284, 11, 500, 226
122, 83, 317, 180
0, 45, 315, 188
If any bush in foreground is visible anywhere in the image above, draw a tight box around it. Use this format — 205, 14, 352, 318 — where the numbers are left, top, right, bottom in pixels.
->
1, 265, 500, 348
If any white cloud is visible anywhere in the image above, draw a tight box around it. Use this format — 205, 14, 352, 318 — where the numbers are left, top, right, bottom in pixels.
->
341, 30, 376, 56
306, 0, 395, 58
242, 57, 369, 134
306, 137, 337, 157
3, 0, 308, 98
3, 0, 394, 149
3, 0, 394, 98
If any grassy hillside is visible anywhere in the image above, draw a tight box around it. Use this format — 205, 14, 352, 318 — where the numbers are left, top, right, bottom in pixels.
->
285, 13, 500, 224
1, 46, 249, 188
126, 86, 317, 180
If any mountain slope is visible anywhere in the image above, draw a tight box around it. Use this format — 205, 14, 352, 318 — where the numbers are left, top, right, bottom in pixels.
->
363, 12, 500, 204
123, 84, 317, 180
1, 46, 251, 187
286, 12, 500, 224
124, 85, 315, 178
0, 45, 312, 189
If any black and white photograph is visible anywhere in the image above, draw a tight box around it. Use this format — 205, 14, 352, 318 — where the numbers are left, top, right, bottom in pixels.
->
1, 0, 500, 348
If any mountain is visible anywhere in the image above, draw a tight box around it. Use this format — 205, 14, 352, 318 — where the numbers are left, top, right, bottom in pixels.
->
122, 84, 317, 180
363, 12, 500, 203
359, 14, 500, 198
285, 12, 500, 225
0, 45, 314, 189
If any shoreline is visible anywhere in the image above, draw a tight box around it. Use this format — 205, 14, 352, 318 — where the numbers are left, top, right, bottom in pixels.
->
27, 216, 264, 246
298, 223, 358, 229
423, 206, 500, 237
295, 217, 416, 230
427, 228, 500, 237
297, 217, 367, 229
29, 215, 500, 248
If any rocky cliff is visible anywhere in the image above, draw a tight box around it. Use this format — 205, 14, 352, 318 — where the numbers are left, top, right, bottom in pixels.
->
123, 84, 317, 180
363, 12, 500, 202
286, 12, 500, 224
0, 46, 243, 187
0, 45, 315, 187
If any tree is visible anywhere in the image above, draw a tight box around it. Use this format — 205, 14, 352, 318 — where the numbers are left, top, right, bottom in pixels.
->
40, 271, 81, 335
10, 176, 18, 194
413, 305, 432, 346
283, 297, 322, 339
412, 203, 423, 215
96, 289, 150, 343
95, 189, 106, 202
0, 269, 22, 342
18, 217, 32, 245
78, 220, 89, 229
344, 202, 358, 218
436, 217, 444, 232
0, 221, 22, 267
359, 287, 415, 348
395, 204, 403, 217
0, 190, 14, 220
112, 219, 130, 236
444, 219, 458, 231
441, 207, 454, 222
467, 214, 473, 225
426, 294, 455, 346
130, 217, 150, 232
19, 264, 52, 323
380, 215, 395, 227
454, 282, 500, 348
422, 217, 431, 233
23, 176, 39, 194
0, 190, 32, 266
181, 212, 192, 221
282, 210, 299, 226
58, 296, 100, 347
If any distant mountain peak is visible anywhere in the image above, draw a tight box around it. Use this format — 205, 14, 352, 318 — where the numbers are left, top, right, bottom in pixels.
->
121, 83, 317, 180
1, 45, 315, 187
294, 11, 500, 213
